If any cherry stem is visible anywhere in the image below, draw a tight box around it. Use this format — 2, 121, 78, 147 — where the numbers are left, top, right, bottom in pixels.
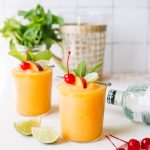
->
109, 134, 128, 144
105, 135, 117, 148
67, 51, 71, 74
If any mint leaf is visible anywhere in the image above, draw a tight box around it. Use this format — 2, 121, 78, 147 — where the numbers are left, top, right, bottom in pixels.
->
9, 40, 16, 50
74, 69, 78, 76
46, 10, 52, 25
18, 10, 27, 16
30, 50, 51, 61
9, 50, 26, 61
89, 61, 103, 73
76, 60, 86, 77
52, 15, 64, 26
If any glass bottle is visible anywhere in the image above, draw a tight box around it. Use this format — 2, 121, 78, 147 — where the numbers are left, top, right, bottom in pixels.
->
107, 83, 150, 125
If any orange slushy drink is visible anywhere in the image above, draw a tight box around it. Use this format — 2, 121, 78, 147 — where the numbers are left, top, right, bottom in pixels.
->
58, 79, 106, 142
13, 61, 52, 116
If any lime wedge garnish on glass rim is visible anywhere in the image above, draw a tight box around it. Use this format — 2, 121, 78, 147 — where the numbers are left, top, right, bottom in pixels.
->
32, 127, 60, 144
14, 118, 41, 136
84, 72, 99, 83
36, 60, 49, 67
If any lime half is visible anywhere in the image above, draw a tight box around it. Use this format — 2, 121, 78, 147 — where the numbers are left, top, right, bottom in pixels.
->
32, 127, 60, 144
84, 72, 99, 83
14, 118, 41, 136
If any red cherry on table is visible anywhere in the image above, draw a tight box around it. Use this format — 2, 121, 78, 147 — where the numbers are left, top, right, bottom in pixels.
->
128, 139, 140, 150
64, 74, 75, 84
146, 144, 150, 150
141, 138, 150, 149
20, 62, 30, 70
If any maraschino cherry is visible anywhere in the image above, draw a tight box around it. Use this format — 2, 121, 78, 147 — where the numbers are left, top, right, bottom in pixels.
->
20, 61, 30, 70
106, 134, 150, 150
128, 139, 140, 150
141, 138, 150, 149
107, 134, 141, 150
64, 51, 75, 84
146, 144, 150, 150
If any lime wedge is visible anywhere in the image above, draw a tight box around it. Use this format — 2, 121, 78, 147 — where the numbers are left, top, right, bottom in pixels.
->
14, 118, 41, 136
36, 60, 49, 67
32, 127, 60, 144
84, 72, 99, 82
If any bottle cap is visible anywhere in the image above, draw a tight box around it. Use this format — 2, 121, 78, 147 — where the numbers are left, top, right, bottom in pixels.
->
107, 90, 117, 104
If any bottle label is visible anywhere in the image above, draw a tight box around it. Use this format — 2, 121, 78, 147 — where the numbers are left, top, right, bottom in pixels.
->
107, 90, 116, 104
142, 112, 150, 125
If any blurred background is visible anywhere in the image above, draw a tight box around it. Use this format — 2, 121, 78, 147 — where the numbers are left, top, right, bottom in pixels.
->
0, 0, 149, 75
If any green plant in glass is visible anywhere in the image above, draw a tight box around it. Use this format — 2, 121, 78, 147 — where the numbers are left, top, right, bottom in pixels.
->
0, 4, 64, 62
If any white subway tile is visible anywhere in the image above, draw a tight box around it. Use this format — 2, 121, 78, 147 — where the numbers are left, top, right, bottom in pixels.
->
42, 0, 76, 8
106, 18, 113, 44
4, 7, 76, 21
4, 0, 40, 9
103, 44, 112, 74
4, 8, 19, 19
76, 8, 113, 43
49, 8, 76, 16
148, 26, 150, 43
115, 0, 147, 8
0, 0, 3, 7
76, 7, 112, 17
147, 45, 150, 73
0, 36, 10, 71
0, 7, 7, 56
78, 0, 113, 7
0, 7, 4, 27
148, 8, 150, 43
113, 44, 146, 73
113, 8, 148, 43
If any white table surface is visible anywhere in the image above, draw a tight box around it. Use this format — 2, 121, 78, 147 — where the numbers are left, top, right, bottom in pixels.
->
1, 73, 150, 150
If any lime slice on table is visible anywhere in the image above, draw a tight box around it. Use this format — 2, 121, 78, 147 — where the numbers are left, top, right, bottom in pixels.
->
32, 127, 60, 144
84, 72, 99, 83
14, 118, 41, 136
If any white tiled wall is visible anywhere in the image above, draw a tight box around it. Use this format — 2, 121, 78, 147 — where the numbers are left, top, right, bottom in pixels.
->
0, 0, 150, 74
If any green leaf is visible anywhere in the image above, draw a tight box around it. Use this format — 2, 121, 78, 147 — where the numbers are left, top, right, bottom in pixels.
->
76, 60, 86, 77
5, 18, 21, 29
30, 50, 51, 61
24, 10, 36, 20
74, 69, 78, 76
46, 10, 52, 25
89, 61, 103, 73
52, 15, 64, 26
18, 10, 27, 16
27, 51, 33, 61
44, 38, 55, 49
8, 49, 26, 62
9, 40, 16, 50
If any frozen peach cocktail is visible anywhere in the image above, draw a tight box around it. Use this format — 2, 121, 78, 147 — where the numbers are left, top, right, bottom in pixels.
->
58, 51, 107, 142
13, 61, 52, 116
58, 79, 106, 142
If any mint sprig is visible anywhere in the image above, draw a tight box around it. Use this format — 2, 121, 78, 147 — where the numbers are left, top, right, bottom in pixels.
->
73, 60, 103, 77
74, 60, 86, 77
0, 4, 64, 62
89, 61, 103, 73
